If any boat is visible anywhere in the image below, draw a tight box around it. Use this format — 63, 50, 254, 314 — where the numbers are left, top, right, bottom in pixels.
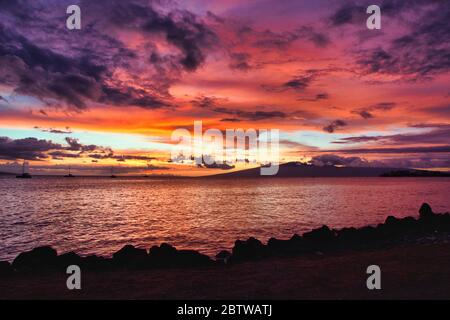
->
110, 167, 117, 178
16, 162, 32, 179
64, 166, 75, 178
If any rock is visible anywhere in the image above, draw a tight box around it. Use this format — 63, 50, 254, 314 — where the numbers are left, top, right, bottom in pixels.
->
267, 237, 299, 255
419, 203, 434, 220
12, 246, 58, 272
229, 237, 266, 263
57, 251, 83, 269
148, 243, 178, 267
215, 250, 231, 264
113, 245, 148, 268
81, 255, 112, 271
0, 261, 13, 277
303, 225, 336, 246
148, 243, 212, 267
176, 250, 213, 267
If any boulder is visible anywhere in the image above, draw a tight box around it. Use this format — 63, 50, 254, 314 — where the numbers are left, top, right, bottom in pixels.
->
419, 203, 434, 220
0, 261, 13, 277
215, 250, 231, 264
57, 251, 83, 269
229, 237, 266, 263
303, 225, 336, 246
148, 243, 212, 268
267, 237, 299, 255
176, 250, 213, 267
113, 245, 148, 268
81, 255, 112, 271
148, 243, 178, 266
12, 246, 58, 272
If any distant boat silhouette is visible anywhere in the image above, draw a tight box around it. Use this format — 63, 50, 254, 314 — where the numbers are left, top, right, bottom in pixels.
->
110, 167, 117, 178
64, 166, 75, 178
16, 161, 32, 179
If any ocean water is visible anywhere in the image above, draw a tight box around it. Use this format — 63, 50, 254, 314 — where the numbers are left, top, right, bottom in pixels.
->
1, 176, 449, 261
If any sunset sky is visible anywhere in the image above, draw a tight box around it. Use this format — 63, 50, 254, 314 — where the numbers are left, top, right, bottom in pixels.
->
0, 0, 449, 176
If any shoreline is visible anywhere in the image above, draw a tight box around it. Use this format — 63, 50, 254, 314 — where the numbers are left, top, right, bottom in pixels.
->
1, 203, 449, 272
1, 203, 450, 299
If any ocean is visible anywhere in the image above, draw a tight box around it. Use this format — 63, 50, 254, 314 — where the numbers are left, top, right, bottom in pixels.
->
1, 176, 449, 261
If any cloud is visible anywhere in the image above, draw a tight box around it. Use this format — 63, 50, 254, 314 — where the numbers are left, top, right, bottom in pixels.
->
0, 136, 157, 162
329, 3, 366, 26
0, 137, 62, 160
192, 95, 287, 121
298, 93, 330, 102
323, 146, 450, 154
0, 0, 217, 110
309, 153, 450, 169
354, 1, 450, 80
310, 154, 370, 167
334, 125, 450, 145
352, 102, 396, 119
229, 52, 252, 71
323, 120, 347, 133
263, 69, 333, 94
34, 126, 73, 134
250, 25, 330, 50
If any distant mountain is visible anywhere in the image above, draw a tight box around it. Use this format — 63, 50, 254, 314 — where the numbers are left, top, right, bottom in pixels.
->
206, 162, 442, 178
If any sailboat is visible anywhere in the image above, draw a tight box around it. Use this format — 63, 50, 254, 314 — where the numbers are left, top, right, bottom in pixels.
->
64, 166, 75, 178
110, 166, 117, 178
16, 161, 32, 179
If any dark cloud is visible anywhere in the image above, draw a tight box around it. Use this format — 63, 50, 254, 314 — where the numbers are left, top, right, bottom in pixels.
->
214, 107, 287, 121
229, 52, 252, 71
309, 153, 450, 169
298, 93, 330, 102
423, 105, 450, 118
334, 125, 450, 145
264, 69, 332, 94
220, 118, 241, 122
324, 146, 450, 154
323, 120, 347, 133
330, 3, 366, 26
0, 0, 216, 110
251, 25, 330, 50
0, 135, 130, 161
113, 155, 156, 162
354, 1, 450, 80
352, 102, 396, 119
192, 95, 286, 121
0, 137, 62, 160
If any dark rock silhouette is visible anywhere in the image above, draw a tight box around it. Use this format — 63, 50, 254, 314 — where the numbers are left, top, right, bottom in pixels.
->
81, 255, 112, 271
419, 203, 434, 220
148, 243, 213, 267
3, 203, 450, 275
12, 246, 58, 272
215, 250, 231, 264
229, 237, 267, 262
303, 225, 336, 245
57, 251, 83, 269
113, 245, 148, 268
0, 261, 13, 276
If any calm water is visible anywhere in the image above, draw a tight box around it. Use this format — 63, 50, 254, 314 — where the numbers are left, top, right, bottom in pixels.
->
1, 176, 449, 261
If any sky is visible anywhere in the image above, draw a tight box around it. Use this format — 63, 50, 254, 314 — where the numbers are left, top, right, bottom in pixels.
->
0, 0, 449, 176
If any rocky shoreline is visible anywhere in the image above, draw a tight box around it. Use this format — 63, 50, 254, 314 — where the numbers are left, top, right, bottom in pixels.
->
1, 203, 449, 277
